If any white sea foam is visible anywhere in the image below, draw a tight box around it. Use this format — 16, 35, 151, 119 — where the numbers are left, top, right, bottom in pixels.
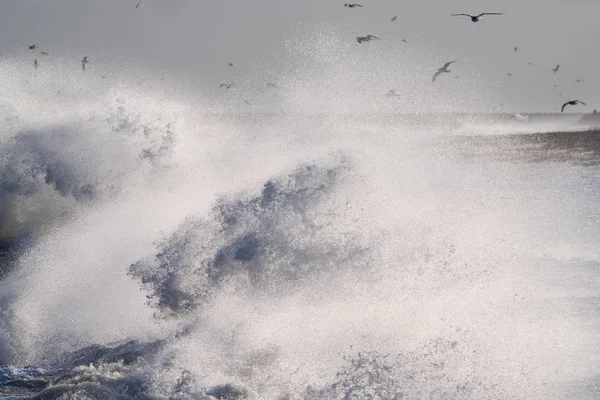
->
0, 27, 599, 399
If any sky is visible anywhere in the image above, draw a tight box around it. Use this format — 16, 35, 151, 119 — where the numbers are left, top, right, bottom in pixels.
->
0, 0, 599, 112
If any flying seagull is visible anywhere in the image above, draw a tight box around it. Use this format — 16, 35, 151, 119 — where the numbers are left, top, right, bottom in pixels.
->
34, 59, 38, 70
451, 13, 504, 23
575, 79, 585, 83
561, 100, 586, 113
385, 89, 401, 98
345, 3, 363, 7
432, 60, 456, 82
357, 35, 379, 44
507, 73, 513, 77
528, 62, 533, 66
266, 83, 277, 88
391, 15, 397, 22
552, 64, 560, 73
81, 56, 88, 71
228, 62, 234, 67
40, 51, 49, 56
28, 44, 37, 50
219, 83, 233, 89
402, 39, 408, 44
134, 0, 142, 9
514, 46, 518, 52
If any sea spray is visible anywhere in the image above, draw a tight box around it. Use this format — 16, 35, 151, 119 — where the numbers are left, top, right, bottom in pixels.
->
0, 26, 599, 399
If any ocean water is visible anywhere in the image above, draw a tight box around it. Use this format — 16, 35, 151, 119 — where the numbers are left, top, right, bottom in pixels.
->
0, 45, 599, 400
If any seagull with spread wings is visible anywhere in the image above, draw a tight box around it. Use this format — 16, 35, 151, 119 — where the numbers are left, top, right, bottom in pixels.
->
356, 35, 379, 44
561, 100, 586, 113
451, 13, 504, 23
432, 61, 457, 82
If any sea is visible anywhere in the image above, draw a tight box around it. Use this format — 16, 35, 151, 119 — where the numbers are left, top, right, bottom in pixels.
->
0, 54, 599, 399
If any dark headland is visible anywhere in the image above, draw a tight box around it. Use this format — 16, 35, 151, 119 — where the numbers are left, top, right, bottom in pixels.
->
446, 126, 600, 166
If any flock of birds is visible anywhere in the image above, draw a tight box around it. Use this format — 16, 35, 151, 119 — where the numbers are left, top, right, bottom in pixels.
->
26, 1, 590, 114
342, 4, 589, 113
29, 44, 89, 71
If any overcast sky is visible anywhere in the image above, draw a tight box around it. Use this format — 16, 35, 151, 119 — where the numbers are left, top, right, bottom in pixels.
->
0, 0, 598, 112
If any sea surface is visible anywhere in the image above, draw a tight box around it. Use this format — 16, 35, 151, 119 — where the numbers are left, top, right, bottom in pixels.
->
0, 57, 599, 399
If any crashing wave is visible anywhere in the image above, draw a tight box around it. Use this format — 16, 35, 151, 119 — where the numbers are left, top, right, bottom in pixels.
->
0, 94, 179, 259
128, 158, 366, 316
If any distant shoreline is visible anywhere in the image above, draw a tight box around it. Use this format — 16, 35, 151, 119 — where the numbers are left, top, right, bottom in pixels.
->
453, 128, 600, 144
447, 129, 600, 166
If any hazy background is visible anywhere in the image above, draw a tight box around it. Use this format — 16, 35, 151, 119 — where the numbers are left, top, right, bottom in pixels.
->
0, 0, 598, 112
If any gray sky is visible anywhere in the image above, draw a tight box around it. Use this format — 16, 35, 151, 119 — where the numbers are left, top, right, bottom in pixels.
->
0, 0, 599, 112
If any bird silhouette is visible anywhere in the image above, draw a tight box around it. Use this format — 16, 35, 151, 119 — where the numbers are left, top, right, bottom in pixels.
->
391, 15, 397, 22
81, 56, 89, 71
33, 59, 38, 70
219, 83, 233, 89
561, 100, 586, 112
451, 13, 504, 22
552, 64, 560, 73
28, 44, 37, 50
432, 60, 457, 82
134, 0, 142, 9
356, 35, 380, 44
345, 3, 363, 7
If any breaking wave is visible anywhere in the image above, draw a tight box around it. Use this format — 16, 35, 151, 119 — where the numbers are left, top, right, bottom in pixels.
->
0, 27, 599, 399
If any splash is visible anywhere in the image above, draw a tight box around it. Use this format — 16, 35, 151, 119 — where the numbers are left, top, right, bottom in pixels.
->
0, 26, 599, 399
129, 159, 362, 316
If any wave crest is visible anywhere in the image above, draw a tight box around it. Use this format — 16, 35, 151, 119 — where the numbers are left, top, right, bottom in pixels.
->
129, 158, 367, 316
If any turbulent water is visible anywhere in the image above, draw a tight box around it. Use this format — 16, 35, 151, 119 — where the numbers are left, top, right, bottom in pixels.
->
0, 39, 600, 400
